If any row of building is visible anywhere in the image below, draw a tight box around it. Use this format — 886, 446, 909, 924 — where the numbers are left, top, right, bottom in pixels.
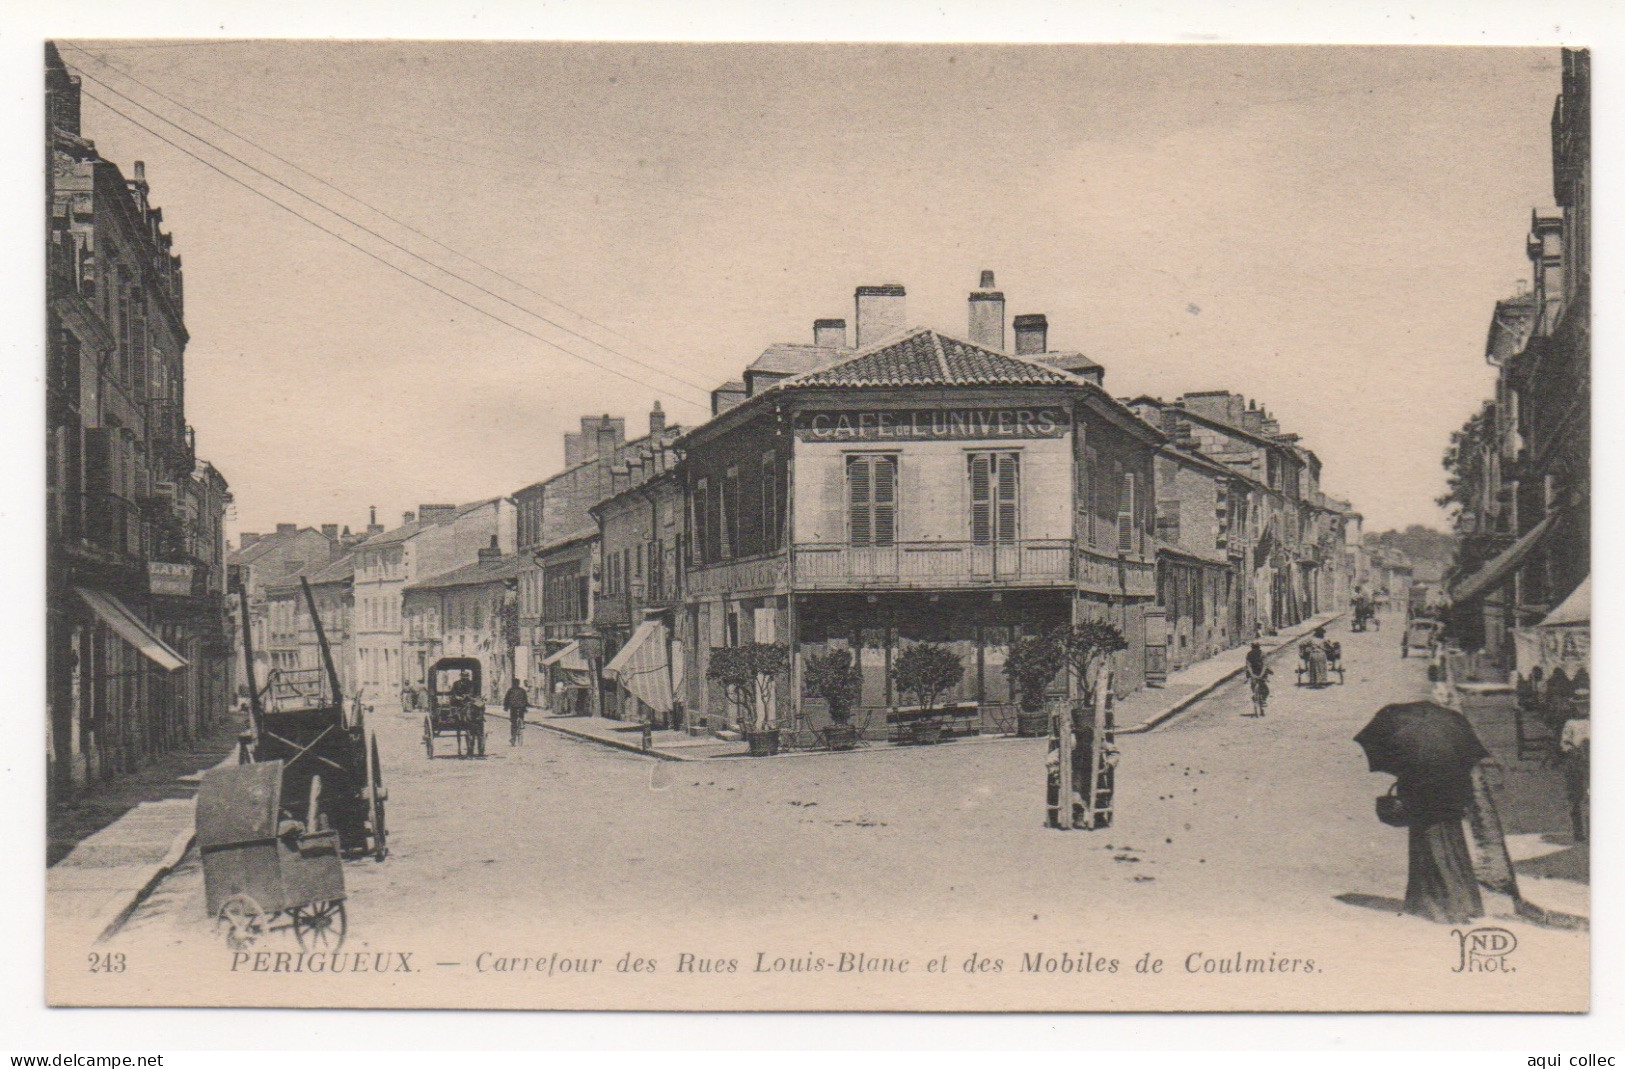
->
1445, 48, 1589, 667
46, 45, 235, 798
239, 271, 1362, 742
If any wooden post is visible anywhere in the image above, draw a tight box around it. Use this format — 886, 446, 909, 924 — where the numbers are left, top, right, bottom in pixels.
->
1054, 699, 1074, 831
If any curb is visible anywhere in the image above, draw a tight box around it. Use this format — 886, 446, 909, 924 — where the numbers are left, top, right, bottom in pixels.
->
1119, 613, 1346, 735
535, 718, 694, 761
90, 749, 238, 945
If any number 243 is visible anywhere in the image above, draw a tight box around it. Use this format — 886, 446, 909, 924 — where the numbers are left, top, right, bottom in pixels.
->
87, 952, 126, 973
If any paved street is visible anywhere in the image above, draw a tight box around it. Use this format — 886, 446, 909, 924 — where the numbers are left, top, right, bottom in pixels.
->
86, 612, 1584, 1010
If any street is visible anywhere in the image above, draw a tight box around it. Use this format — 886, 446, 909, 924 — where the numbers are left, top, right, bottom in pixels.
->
94, 613, 1586, 1010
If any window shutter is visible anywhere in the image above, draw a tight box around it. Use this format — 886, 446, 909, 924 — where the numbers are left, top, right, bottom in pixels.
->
848, 456, 872, 545
995, 453, 1019, 543
1117, 472, 1136, 553
873, 456, 896, 547
969, 453, 991, 545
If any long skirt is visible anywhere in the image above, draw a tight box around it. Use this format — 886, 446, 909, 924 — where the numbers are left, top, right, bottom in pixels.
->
1306, 648, 1328, 687
1405, 816, 1484, 924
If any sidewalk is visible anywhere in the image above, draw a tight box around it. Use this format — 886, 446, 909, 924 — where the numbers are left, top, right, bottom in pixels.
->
532, 611, 1344, 762
47, 746, 238, 947
1116, 610, 1345, 733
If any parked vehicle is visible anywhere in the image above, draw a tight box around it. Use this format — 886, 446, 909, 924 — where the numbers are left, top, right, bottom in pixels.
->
424, 657, 487, 758
1402, 618, 1444, 658
236, 578, 388, 861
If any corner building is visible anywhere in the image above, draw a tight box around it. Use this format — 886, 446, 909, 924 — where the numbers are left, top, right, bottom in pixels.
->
679, 304, 1163, 738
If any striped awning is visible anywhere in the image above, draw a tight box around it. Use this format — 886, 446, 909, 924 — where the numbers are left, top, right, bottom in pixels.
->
76, 587, 188, 671
541, 640, 587, 672
1450, 512, 1559, 605
602, 619, 673, 714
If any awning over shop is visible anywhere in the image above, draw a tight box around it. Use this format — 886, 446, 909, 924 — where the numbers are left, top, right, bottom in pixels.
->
75, 586, 188, 671
1541, 575, 1589, 628
602, 619, 673, 714
1449, 512, 1559, 605
541, 640, 588, 672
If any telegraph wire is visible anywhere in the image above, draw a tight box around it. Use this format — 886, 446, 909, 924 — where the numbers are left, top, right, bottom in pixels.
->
68, 61, 718, 398
78, 88, 714, 408
66, 44, 709, 358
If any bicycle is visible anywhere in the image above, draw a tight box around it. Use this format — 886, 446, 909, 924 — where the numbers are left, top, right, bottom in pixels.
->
1246, 668, 1271, 717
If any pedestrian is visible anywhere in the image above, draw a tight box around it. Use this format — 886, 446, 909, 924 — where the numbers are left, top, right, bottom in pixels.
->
1397, 761, 1485, 923
1244, 642, 1270, 716
1302, 627, 1330, 687
504, 678, 530, 746
1558, 703, 1589, 844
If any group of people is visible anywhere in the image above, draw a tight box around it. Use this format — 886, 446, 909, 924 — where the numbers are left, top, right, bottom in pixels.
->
1518, 665, 1591, 845
1298, 627, 1341, 688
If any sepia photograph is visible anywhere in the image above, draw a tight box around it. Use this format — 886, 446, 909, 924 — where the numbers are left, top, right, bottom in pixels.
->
36, 31, 1592, 1016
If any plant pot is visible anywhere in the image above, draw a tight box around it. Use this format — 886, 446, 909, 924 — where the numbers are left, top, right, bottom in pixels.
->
910, 719, 944, 745
825, 723, 858, 751
1016, 709, 1049, 737
746, 728, 781, 757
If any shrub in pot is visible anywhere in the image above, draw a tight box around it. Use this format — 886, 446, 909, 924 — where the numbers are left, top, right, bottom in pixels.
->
804, 649, 863, 750
708, 642, 791, 755
1004, 632, 1065, 737
891, 643, 965, 744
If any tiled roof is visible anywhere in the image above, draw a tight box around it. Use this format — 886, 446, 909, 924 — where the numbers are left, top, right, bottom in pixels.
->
228, 528, 315, 566
747, 343, 848, 376
405, 554, 525, 592
306, 553, 356, 585
782, 329, 1078, 390
358, 498, 504, 549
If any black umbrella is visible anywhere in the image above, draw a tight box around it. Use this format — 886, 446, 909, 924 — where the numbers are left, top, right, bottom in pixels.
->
1354, 701, 1490, 778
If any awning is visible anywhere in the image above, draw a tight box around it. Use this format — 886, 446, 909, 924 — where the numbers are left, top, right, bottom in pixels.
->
601, 619, 673, 714
75, 587, 188, 671
541, 640, 587, 672
1449, 512, 1559, 605
1540, 575, 1589, 628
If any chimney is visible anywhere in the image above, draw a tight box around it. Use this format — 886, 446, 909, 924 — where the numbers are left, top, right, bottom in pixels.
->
813, 318, 847, 348
1013, 314, 1048, 356
366, 506, 383, 536
321, 524, 338, 541
133, 161, 146, 186
711, 381, 747, 416
403, 511, 416, 526
854, 284, 906, 347
478, 535, 502, 563
967, 271, 1005, 351
418, 504, 457, 524
276, 522, 297, 535
649, 400, 666, 437
239, 532, 261, 549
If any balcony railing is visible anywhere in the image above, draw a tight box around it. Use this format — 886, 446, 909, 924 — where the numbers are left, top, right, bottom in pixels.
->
792, 539, 1072, 589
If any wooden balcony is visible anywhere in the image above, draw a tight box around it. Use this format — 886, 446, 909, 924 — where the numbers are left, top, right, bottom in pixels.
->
791, 539, 1073, 590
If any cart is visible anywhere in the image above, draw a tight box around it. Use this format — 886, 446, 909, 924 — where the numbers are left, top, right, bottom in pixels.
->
198, 759, 347, 950
424, 657, 487, 758
236, 578, 388, 860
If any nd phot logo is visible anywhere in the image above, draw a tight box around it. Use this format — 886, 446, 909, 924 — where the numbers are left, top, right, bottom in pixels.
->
1452, 926, 1517, 973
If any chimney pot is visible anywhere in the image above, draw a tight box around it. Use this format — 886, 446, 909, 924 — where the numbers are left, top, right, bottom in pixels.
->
649, 400, 666, 436
854, 284, 907, 347
813, 318, 847, 348
979, 269, 996, 289
968, 272, 1005, 351
1012, 314, 1049, 356
133, 161, 146, 184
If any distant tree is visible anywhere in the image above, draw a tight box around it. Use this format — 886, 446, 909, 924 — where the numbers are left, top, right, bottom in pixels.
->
1437, 401, 1496, 536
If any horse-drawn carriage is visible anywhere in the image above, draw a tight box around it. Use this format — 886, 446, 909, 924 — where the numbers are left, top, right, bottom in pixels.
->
1351, 595, 1380, 632
423, 656, 487, 758
235, 578, 388, 862
1296, 637, 1346, 686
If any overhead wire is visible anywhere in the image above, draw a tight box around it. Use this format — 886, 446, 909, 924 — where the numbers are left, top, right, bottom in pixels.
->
67, 58, 718, 398
77, 87, 714, 408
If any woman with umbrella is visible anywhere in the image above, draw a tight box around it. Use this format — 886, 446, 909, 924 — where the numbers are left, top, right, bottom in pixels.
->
1355, 701, 1490, 924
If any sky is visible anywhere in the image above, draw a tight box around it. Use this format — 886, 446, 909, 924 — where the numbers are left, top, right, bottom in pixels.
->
57, 41, 1560, 538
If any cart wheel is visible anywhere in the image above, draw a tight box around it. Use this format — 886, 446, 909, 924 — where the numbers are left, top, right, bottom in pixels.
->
217, 894, 266, 950
368, 734, 389, 861
423, 716, 434, 759
290, 899, 347, 951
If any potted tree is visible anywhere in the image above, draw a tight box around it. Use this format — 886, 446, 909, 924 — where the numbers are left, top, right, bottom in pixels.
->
804, 648, 863, 750
891, 643, 965, 745
708, 643, 791, 756
1004, 632, 1065, 737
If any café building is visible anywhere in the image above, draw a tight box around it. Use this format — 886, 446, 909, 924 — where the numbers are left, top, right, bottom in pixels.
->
678, 283, 1164, 738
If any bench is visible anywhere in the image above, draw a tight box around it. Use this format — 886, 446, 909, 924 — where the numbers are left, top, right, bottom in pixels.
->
885, 702, 981, 744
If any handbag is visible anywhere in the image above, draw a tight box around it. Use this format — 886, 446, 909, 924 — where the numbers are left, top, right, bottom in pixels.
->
1376, 783, 1409, 827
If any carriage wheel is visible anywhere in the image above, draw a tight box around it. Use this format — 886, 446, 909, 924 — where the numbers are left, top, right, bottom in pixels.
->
217, 894, 266, 950
368, 734, 389, 861
289, 900, 347, 950
423, 716, 434, 759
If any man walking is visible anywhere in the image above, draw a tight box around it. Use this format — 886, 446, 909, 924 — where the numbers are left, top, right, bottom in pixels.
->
504, 679, 530, 746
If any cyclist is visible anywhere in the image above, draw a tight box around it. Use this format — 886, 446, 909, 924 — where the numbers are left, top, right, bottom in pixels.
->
1244, 641, 1271, 717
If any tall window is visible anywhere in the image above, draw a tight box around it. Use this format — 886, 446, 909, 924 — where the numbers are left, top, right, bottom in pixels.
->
760, 450, 778, 553
1117, 472, 1138, 553
969, 451, 1020, 544
847, 454, 898, 546
692, 478, 709, 564
721, 466, 739, 559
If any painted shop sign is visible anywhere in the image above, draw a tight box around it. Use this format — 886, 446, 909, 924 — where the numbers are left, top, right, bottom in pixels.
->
795, 408, 1067, 442
148, 561, 195, 597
